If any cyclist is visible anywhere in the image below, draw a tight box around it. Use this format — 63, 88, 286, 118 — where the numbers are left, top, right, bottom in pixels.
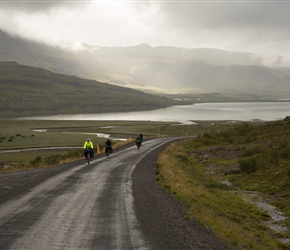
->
139, 133, 143, 141
135, 133, 143, 149
83, 138, 94, 159
105, 138, 113, 156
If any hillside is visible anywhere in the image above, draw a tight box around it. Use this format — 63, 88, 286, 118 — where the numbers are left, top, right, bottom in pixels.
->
0, 61, 181, 118
1, 29, 290, 99
157, 117, 290, 248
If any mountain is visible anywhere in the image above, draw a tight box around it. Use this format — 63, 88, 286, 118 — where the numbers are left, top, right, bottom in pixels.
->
0, 61, 180, 118
1, 29, 290, 99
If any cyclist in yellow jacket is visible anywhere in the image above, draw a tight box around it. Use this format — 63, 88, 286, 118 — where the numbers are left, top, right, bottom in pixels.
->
84, 138, 94, 158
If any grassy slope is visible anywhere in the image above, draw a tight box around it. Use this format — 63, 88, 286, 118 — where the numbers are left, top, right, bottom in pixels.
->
157, 117, 290, 249
0, 61, 185, 118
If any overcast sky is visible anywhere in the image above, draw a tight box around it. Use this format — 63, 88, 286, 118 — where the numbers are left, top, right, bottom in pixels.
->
0, 0, 290, 58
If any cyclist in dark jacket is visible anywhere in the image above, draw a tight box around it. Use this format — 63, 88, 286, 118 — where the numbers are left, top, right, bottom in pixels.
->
136, 133, 143, 143
105, 138, 113, 155
135, 133, 143, 149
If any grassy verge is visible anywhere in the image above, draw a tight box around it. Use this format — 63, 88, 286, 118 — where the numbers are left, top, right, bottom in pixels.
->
0, 139, 131, 173
157, 118, 290, 249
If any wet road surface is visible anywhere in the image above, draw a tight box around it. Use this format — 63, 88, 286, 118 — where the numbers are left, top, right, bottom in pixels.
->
0, 138, 176, 249
0, 137, 231, 250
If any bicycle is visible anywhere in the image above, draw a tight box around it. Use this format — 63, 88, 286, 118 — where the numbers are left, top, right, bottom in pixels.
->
105, 145, 113, 157
136, 140, 142, 150
84, 148, 93, 164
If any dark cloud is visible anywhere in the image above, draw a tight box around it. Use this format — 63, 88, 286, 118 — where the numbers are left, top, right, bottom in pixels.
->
0, 0, 289, 57
157, 2, 290, 33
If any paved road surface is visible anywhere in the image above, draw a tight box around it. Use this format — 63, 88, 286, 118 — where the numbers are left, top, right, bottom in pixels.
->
0, 137, 231, 250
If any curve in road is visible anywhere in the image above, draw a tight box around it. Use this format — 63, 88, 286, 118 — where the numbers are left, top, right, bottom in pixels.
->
0, 137, 231, 250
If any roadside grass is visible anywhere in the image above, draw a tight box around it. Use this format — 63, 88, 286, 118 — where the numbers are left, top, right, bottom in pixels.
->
157, 118, 290, 249
0, 149, 79, 163
0, 139, 132, 173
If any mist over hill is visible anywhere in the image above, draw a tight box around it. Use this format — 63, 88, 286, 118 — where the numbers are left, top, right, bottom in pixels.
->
0, 61, 180, 118
1, 29, 290, 100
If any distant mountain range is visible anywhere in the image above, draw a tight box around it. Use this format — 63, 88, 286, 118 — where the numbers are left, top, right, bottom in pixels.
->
1, 29, 290, 101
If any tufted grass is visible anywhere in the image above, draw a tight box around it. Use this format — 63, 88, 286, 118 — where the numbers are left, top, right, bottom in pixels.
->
157, 118, 290, 249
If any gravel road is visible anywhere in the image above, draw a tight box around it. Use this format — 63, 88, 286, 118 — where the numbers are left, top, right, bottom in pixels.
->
0, 137, 232, 250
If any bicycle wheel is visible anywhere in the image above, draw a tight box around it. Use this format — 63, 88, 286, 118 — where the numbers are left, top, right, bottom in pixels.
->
106, 147, 109, 157
87, 153, 91, 164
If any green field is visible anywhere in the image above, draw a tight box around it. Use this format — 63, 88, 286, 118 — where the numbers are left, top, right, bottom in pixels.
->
0, 119, 239, 165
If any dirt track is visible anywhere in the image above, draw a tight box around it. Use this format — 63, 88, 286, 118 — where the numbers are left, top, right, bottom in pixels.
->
0, 138, 232, 250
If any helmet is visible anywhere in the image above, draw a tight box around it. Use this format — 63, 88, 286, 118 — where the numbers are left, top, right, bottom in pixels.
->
86, 138, 90, 141
107, 138, 111, 141
139, 133, 143, 136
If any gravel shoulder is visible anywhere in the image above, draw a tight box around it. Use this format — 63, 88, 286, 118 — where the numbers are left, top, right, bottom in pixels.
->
133, 141, 232, 250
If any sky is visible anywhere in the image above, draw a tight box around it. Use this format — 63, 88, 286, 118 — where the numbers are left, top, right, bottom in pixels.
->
1, 0, 290, 58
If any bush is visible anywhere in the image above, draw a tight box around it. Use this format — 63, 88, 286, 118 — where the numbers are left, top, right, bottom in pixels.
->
176, 153, 190, 164
44, 155, 61, 165
279, 140, 289, 149
242, 145, 264, 157
280, 147, 290, 159
235, 122, 254, 136
203, 133, 212, 139
268, 150, 280, 164
239, 157, 258, 174
205, 181, 233, 190
30, 156, 42, 166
